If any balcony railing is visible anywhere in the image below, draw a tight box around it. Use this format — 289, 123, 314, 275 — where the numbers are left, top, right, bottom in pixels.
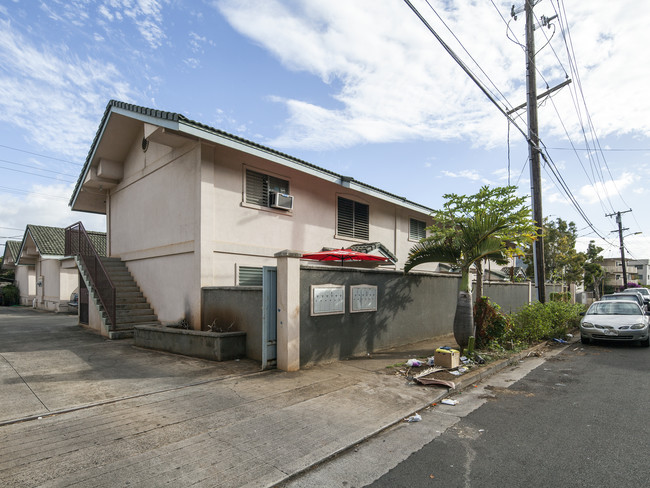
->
65, 222, 115, 328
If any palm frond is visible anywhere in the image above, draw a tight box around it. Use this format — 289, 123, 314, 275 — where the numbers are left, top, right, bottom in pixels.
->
404, 241, 461, 273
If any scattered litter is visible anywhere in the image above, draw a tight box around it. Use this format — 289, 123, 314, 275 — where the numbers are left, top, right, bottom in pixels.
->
553, 338, 568, 344
406, 359, 422, 367
405, 413, 422, 422
426, 356, 436, 366
478, 429, 485, 432
449, 370, 461, 376
414, 366, 443, 379
441, 399, 458, 406
415, 376, 456, 388
460, 355, 470, 363
37, 417, 43, 420
458, 366, 469, 373
566, 333, 573, 339
474, 353, 486, 364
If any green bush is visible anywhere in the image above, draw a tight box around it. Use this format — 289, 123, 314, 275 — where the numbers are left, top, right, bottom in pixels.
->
509, 300, 585, 344
550, 292, 571, 302
1, 285, 19, 306
474, 297, 512, 349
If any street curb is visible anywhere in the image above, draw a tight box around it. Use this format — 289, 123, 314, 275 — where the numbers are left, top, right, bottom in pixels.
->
273, 339, 565, 487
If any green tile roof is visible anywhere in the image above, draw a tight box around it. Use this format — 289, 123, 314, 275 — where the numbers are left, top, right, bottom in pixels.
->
5, 240, 21, 260
23, 225, 106, 257
2, 240, 21, 267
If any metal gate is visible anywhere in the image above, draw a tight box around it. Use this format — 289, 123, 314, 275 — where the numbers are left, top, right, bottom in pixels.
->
261, 266, 277, 370
79, 278, 89, 325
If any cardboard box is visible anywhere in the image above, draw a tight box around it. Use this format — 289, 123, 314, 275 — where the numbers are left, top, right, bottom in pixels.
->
434, 348, 460, 369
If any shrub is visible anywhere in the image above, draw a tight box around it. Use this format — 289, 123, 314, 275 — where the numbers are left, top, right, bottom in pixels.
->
550, 292, 571, 302
1, 285, 19, 306
474, 297, 512, 349
509, 300, 585, 344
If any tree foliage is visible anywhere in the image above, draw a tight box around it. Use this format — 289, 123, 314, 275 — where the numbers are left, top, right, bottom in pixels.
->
583, 240, 604, 299
428, 185, 538, 258
524, 217, 584, 284
405, 185, 538, 350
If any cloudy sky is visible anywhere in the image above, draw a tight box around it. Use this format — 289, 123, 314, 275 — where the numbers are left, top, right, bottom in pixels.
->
1, 0, 648, 260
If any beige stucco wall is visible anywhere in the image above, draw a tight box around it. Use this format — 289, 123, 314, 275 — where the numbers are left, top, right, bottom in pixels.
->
31, 259, 77, 312
15, 265, 35, 306
108, 135, 202, 327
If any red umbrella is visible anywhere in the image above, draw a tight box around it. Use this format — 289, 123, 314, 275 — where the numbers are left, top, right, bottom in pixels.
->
301, 248, 389, 263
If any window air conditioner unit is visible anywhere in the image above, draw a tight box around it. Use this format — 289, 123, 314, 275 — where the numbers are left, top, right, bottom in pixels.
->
270, 192, 294, 210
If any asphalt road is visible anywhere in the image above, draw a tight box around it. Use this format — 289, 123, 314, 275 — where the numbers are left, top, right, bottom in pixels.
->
285, 340, 650, 488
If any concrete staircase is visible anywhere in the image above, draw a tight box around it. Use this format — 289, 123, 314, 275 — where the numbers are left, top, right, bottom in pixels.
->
78, 257, 160, 339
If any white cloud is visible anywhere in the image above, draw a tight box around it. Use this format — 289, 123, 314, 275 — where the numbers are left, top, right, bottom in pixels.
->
578, 172, 635, 205
0, 19, 134, 159
442, 169, 480, 181
0, 183, 106, 236
216, 0, 650, 152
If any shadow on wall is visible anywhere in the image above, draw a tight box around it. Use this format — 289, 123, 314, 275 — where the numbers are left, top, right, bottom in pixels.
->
299, 267, 459, 367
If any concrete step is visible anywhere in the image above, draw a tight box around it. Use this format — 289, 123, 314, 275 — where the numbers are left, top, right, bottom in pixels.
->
116, 291, 144, 299
114, 314, 158, 325
116, 302, 150, 310
108, 329, 134, 340
116, 308, 156, 318
115, 285, 140, 293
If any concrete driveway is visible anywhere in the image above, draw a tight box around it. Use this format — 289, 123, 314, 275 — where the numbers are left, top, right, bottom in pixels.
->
0, 306, 260, 423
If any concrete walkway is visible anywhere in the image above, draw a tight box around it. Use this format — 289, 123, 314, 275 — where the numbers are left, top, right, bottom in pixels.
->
0, 306, 532, 487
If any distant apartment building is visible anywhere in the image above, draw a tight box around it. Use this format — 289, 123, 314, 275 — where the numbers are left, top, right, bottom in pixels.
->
629, 259, 650, 286
602, 257, 644, 290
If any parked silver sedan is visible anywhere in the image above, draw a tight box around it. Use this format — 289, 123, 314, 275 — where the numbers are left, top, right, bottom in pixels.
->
580, 300, 650, 347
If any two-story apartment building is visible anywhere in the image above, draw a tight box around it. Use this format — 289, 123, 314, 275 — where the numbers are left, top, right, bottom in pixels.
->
69, 101, 436, 331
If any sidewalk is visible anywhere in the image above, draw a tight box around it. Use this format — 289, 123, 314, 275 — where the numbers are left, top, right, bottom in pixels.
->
0, 307, 545, 487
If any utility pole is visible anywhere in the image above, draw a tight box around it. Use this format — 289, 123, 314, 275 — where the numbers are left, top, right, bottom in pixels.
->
524, 0, 546, 303
607, 209, 633, 289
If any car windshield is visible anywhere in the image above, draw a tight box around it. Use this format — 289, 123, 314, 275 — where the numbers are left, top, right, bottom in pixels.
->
602, 295, 641, 304
623, 288, 648, 296
587, 302, 642, 316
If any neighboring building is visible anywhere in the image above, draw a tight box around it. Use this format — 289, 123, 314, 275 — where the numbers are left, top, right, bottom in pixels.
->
629, 259, 650, 286
69, 100, 435, 331
1, 240, 27, 296
1, 240, 21, 272
602, 257, 636, 290
13, 225, 105, 312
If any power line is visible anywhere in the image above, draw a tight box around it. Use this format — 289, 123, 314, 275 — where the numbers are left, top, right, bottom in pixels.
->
0, 185, 69, 200
0, 158, 79, 178
0, 165, 76, 183
0, 143, 83, 166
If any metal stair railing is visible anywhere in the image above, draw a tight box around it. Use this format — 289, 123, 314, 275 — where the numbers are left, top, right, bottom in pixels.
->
65, 222, 115, 328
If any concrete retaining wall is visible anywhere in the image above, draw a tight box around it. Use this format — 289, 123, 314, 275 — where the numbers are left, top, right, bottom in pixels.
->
201, 287, 263, 361
299, 266, 460, 366
134, 325, 246, 361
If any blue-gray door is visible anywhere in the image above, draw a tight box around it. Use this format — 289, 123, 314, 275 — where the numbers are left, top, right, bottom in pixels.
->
262, 266, 277, 370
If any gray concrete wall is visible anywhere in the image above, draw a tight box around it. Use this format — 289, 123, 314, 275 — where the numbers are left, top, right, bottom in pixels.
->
481, 282, 532, 313
201, 287, 263, 361
480, 281, 566, 313
299, 266, 460, 366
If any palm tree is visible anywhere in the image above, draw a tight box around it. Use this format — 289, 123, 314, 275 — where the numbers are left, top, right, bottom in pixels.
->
404, 212, 508, 350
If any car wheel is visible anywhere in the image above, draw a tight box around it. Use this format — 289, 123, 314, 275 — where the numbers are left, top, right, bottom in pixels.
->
581, 335, 590, 345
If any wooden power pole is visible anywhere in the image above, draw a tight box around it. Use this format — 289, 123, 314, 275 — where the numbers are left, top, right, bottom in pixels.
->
524, 0, 546, 303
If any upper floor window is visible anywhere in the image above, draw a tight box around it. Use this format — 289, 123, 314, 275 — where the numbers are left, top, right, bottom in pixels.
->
245, 169, 289, 208
409, 218, 427, 241
337, 197, 369, 240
